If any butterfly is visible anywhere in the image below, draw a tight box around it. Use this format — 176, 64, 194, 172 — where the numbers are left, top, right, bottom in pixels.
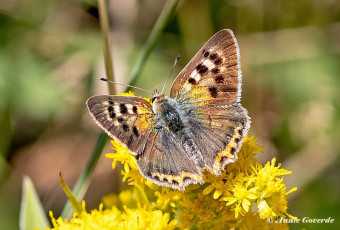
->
87, 29, 250, 190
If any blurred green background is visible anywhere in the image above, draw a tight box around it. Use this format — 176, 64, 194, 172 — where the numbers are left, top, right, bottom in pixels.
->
0, 0, 339, 229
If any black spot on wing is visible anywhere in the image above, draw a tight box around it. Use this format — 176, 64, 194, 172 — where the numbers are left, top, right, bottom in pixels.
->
198, 65, 208, 75
188, 78, 197, 85
144, 170, 151, 176
210, 53, 218, 60
172, 180, 179, 186
220, 156, 228, 164
133, 126, 139, 137
183, 177, 191, 183
108, 106, 116, 119
122, 124, 129, 132
214, 58, 222, 65
120, 103, 128, 114
132, 106, 138, 114
209, 86, 218, 98
211, 68, 220, 74
230, 147, 236, 155
215, 75, 224, 84
238, 128, 243, 135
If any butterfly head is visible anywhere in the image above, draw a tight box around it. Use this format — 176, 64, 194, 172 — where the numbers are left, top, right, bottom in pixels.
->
151, 90, 169, 114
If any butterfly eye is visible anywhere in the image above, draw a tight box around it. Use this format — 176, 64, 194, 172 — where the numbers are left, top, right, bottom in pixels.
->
151, 97, 156, 103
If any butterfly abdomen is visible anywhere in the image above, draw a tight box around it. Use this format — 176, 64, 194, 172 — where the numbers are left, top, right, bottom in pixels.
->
153, 96, 206, 168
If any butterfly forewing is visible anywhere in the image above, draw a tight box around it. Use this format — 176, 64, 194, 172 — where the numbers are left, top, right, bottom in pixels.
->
86, 96, 154, 154
170, 29, 242, 106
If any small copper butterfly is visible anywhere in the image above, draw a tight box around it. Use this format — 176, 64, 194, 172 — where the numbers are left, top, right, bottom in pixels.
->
87, 29, 250, 190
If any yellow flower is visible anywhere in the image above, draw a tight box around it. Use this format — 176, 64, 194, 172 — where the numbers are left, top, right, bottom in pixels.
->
252, 158, 298, 219
258, 199, 277, 219
254, 158, 292, 191
238, 210, 289, 230
202, 137, 262, 200
154, 187, 183, 210
176, 193, 218, 229
48, 202, 176, 230
101, 192, 120, 209
106, 139, 138, 171
258, 188, 298, 220
49, 203, 122, 230
226, 136, 263, 174
120, 206, 177, 230
202, 171, 232, 199
224, 180, 258, 218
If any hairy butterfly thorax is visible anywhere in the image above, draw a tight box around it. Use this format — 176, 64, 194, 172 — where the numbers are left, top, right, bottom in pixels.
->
87, 29, 251, 190
152, 92, 184, 134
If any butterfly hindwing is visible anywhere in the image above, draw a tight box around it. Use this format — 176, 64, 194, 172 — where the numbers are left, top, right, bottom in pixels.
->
186, 104, 250, 175
170, 29, 242, 106
86, 95, 154, 154
136, 126, 204, 190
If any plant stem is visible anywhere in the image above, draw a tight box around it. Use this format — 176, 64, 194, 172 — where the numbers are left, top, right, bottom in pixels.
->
98, 0, 116, 95
127, 0, 180, 89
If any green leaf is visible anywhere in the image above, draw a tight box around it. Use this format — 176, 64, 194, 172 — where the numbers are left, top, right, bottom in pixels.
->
59, 172, 83, 214
19, 176, 50, 230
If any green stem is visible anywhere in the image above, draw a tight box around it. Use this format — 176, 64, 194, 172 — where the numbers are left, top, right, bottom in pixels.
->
127, 0, 180, 89
98, 0, 116, 95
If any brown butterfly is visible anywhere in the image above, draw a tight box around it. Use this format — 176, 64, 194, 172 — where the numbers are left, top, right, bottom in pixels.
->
87, 29, 250, 190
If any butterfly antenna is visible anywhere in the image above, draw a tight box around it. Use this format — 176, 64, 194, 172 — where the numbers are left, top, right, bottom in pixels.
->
100, 78, 151, 93
161, 55, 180, 94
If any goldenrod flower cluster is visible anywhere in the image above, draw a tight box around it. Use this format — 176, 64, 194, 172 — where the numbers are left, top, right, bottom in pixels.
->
48, 93, 297, 229
49, 202, 176, 230
49, 136, 297, 229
